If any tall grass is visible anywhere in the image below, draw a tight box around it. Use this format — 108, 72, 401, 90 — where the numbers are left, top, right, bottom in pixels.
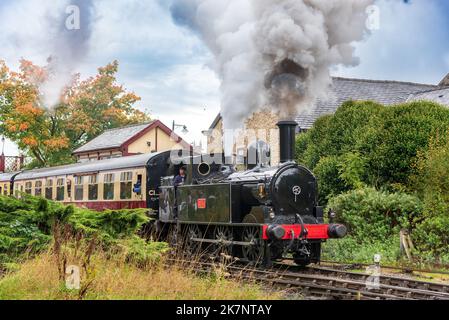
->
0, 247, 278, 300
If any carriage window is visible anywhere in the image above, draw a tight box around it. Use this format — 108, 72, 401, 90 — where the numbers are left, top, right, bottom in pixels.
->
45, 179, 54, 200
35, 181, 42, 197
88, 174, 98, 200
120, 172, 133, 199
56, 178, 65, 201
67, 179, 72, 198
15, 185, 20, 197
4, 184, 8, 196
25, 182, 32, 194
103, 173, 115, 200
74, 176, 84, 201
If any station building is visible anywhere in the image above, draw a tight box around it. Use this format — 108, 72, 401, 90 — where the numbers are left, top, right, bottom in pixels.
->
73, 120, 191, 163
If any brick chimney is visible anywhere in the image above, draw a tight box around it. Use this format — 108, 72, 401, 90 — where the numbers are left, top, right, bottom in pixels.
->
439, 73, 449, 86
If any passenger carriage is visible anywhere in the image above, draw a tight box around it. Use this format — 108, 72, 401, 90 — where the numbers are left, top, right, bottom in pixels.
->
0, 172, 17, 196
7, 152, 171, 211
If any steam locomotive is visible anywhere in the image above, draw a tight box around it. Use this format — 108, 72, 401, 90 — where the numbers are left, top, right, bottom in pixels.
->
0, 121, 346, 266
153, 121, 347, 266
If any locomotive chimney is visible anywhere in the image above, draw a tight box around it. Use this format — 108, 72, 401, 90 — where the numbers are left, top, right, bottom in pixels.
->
277, 120, 298, 163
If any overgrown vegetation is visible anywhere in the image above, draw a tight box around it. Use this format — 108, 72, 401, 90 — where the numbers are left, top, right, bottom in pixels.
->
0, 250, 277, 300
0, 194, 153, 267
297, 100, 449, 264
0, 194, 273, 300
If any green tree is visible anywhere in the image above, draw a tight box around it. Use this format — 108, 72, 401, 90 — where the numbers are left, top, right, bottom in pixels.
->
297, 100, 449, 201
359, 101, 449, 187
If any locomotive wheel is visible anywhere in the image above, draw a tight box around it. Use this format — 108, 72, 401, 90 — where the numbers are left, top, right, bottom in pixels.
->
214, 226, 233, 257
185, 224, 203, 255
241, 226, 263, 263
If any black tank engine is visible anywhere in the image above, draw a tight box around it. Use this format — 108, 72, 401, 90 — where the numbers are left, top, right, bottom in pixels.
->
151, 121, 347, 266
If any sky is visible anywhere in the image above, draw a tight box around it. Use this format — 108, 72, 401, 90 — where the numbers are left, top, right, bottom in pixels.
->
1, 0, 449, 156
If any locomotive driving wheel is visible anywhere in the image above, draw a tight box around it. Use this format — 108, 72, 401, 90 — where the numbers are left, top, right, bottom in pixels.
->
241, 226, 263, 263
214, 226, 233, 257
185, 224, 203, 255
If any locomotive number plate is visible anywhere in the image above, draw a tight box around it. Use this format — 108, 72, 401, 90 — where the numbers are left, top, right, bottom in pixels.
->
197, 198, 207, 209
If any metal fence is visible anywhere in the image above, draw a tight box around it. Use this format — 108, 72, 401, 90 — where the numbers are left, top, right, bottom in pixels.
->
0, 154, 25, 173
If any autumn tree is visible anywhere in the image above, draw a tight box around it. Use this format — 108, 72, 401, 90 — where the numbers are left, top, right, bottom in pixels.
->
0, 59, 149, 167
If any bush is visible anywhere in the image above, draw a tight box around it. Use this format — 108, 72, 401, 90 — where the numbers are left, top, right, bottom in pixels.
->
409, 135, 449, 260
322, 237, 401, 264
359, 102, 449, 186
413, 215, 449, 262
0, 194, 151, 266
411, 134, 449, 214
116, 236, 169, 266
297, 100, 449, 200
296, 100, 384, 169
313, 156, 349, 204
327, 187, 422, 241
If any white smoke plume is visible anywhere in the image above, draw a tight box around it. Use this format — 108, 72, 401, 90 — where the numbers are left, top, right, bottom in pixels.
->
170, 0, 374, 128
40, 0, 95, 109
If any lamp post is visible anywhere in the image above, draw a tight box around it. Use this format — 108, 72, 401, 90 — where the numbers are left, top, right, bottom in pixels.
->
172, 121, 189, 135
0, 136, 5, 173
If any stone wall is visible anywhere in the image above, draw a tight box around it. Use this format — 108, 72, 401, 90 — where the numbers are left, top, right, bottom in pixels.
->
207, 110, 282, 165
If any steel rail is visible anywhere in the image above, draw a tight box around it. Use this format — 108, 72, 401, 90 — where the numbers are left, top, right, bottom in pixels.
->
166, 258, 449, 300
312, 259, 449, 276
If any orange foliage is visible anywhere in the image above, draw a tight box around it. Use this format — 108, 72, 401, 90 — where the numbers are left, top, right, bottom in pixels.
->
43, 137, 69, 150
22, 137, 38, 147
16, 103, 44, 117
18, 59, 47, 85
19, 122, 30, 131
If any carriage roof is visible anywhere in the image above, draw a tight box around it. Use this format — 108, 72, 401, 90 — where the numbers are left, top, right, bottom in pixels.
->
0, 172, 19, 182
15, 152, 167, 181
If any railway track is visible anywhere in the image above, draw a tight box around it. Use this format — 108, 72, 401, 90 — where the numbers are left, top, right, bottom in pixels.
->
167, 258, 449, 300
316, 259, 449, 276
306, 265, 449, 294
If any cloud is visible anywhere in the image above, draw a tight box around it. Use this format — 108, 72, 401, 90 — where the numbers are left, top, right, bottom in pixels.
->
2, 0, 449, 156
0, 0, 67, 66
0, 0, 219, 154
124, 63, 220, 145
334, 0, 449, 84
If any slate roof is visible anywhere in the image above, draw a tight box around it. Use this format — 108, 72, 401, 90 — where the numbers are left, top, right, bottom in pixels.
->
407, 87, 449, 106
209, 77, 442, 131
295, 77, 439, 130
73, 122, 155, 154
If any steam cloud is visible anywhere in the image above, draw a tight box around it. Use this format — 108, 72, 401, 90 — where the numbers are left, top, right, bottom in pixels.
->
170, 0, 374, 128
40, 0, 95, 109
